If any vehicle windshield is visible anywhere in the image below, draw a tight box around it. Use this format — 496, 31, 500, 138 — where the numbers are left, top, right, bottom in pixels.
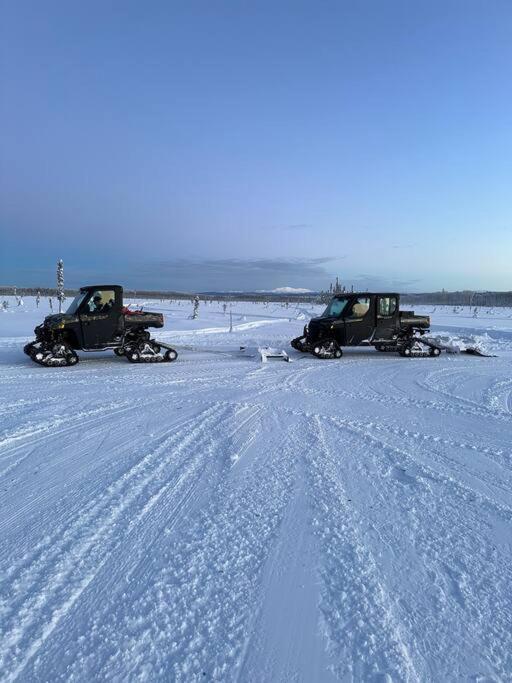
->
66, 292, 87, 315
321, 297, 349, 318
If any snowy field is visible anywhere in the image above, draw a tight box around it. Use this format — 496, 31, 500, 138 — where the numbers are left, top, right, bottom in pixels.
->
1, 296, 512, 682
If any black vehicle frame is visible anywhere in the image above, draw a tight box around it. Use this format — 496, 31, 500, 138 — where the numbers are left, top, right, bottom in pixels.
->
291, 292, 441, 358
24, 285, 178, 367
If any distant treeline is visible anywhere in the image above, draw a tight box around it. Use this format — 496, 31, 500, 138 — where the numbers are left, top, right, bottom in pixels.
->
2, 286, 512, 307
401, 291, 512, 308
0, 286, 319, 304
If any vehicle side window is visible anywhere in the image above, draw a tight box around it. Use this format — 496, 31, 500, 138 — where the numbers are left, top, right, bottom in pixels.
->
378, 297, 397, 317
347, 297, 370, 319
84, 290, 116, 314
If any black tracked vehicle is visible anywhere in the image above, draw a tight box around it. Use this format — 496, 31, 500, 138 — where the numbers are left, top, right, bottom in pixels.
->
291, 293, 441, 359
24, 285, 178, 367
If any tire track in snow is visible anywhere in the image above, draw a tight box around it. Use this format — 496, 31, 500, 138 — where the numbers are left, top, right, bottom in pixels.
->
417, 365, 512, 421
483, 378, 512, 414
57, 409, 299, 682
326, 413, 512, 524
302, 415, 420, 682
0, 401, 150, 490
327, 415, 512, 497
235, 463, 338, 683
321, 416, 512, 680
0, 401, 150, 493
0, 404, 229, 681
299, 368, 512, 424
21, 413, 239, 681
227, 404, 262, 467
0, 397, 60, 418
0, 384, 227, 484
175, 395, 512, 522
0, 401, 134, 457
0, 403, 222, 580
270, 363, 512, 478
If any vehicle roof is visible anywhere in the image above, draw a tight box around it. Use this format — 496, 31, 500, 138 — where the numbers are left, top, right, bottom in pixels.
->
80, 285, 122, 291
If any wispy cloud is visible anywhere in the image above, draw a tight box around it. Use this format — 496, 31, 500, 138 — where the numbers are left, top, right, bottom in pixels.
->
2, 256, 346, 292
132, 257, 339, 291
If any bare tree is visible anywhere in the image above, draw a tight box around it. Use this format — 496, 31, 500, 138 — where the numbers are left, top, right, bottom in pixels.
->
190, 295, 200, 319
57, 259, 65, 313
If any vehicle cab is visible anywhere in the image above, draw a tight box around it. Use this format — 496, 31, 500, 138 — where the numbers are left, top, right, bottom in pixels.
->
308, 293, 400, 346
64, 285, 124, 348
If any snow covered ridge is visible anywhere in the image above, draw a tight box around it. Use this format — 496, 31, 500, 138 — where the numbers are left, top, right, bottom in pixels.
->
1, 297, 512, 680
256, 286, 314, 294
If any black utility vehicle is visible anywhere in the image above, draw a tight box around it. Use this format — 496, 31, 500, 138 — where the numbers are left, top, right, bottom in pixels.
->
24, 285, 178, 367
291, 293, 441, 359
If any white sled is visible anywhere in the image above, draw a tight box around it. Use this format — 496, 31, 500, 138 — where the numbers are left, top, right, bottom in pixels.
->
259, 347, 291, 363
239, 346, 291, 362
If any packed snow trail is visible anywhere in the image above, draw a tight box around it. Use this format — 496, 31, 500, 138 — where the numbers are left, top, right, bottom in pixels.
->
1, 299, 512, 681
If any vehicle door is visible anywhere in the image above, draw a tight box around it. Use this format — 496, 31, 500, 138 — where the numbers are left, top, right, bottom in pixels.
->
343, 296, 374, 345
325, 297, 348, 344
79, 289, 122, 347
375, 295, 399, 340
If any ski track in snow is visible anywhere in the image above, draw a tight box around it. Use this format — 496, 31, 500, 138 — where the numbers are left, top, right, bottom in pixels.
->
1, 299, 512, 681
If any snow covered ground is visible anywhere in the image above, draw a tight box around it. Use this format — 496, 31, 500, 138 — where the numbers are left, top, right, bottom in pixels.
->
1, 296, 512, 682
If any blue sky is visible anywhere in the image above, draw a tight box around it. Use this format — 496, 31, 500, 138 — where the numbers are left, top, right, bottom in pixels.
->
1, 1, 511, 292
